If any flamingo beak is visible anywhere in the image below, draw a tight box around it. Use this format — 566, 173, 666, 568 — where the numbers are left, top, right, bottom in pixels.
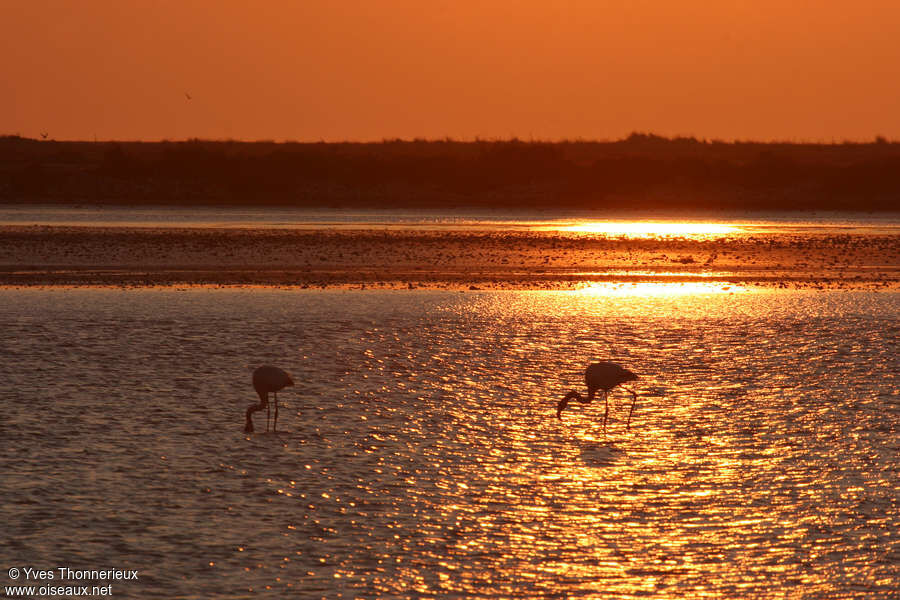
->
556, 396, 569, 420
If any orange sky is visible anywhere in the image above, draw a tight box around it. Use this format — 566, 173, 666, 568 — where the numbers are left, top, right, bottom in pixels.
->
4, 1, 900, 142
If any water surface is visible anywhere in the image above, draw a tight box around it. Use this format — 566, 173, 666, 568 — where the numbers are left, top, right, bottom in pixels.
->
2, 204, 899, 236
1, 288, 897, 598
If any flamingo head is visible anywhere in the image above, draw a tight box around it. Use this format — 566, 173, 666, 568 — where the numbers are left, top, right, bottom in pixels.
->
556, 397, 568, 420
556, 391, 581, 420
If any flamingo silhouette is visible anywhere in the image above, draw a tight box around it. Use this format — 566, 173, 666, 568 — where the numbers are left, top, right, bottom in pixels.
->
245, 365, 294, 433
556, 362, 638, 430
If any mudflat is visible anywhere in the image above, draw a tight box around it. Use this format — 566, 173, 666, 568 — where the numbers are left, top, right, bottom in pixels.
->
1, 225, 897, 289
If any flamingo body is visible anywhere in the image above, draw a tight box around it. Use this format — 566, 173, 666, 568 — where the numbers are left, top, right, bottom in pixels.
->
584, 362, 636, 393
556, 362, 639, 430
245, 365, 294, 433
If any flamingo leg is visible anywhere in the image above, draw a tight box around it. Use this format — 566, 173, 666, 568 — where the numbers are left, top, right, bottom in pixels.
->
602, 391, 609, 432
266, 393, 271, 432
623, 386, 637, 431
274, 392, 279, 432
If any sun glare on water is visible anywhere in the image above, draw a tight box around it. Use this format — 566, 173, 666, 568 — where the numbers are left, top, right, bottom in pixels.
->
558, 222, 741, 238
573, 281, 748, 296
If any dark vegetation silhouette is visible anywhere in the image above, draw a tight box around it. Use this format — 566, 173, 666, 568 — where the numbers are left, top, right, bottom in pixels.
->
1, 133, 898, 211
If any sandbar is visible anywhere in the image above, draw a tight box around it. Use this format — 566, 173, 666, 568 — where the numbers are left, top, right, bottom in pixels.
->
0, 225, 897, 290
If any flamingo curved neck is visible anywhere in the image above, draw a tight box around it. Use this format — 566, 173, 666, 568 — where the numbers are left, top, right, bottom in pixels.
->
556, 390, 583, 419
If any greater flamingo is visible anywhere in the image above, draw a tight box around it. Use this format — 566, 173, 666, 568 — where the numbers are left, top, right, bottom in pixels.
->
245, 365, 294, 433
556, 362, 638, 430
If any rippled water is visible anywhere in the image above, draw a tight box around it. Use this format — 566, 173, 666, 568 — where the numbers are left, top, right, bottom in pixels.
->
1, 288, 898, 598
1, 204, 899, 234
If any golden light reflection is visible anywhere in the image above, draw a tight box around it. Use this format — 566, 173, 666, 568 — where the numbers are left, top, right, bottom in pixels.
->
570, 270, 733, 278
557, 221, 741, 238
573, 281, 749, 296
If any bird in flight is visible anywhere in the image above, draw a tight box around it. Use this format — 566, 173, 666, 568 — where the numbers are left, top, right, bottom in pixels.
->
556, 362, 638, 431
245, 365, 294, 433
184, 92, 192, 100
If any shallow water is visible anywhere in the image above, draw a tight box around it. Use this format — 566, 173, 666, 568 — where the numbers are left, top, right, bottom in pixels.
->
1, 288, 898, 598
1, 204, 899, 235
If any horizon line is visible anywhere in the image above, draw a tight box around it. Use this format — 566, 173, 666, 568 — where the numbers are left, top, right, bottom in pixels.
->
3, 132, 898, 146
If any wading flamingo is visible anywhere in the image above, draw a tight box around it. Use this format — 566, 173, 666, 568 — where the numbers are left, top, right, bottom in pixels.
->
245, 365, 294, 433
556, 362, 638, 431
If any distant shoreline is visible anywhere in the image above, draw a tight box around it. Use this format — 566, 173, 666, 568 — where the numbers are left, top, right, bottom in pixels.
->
3, 134, 899, 212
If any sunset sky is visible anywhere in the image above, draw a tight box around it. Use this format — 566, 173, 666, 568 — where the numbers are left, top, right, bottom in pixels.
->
4, 1, 900, 142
